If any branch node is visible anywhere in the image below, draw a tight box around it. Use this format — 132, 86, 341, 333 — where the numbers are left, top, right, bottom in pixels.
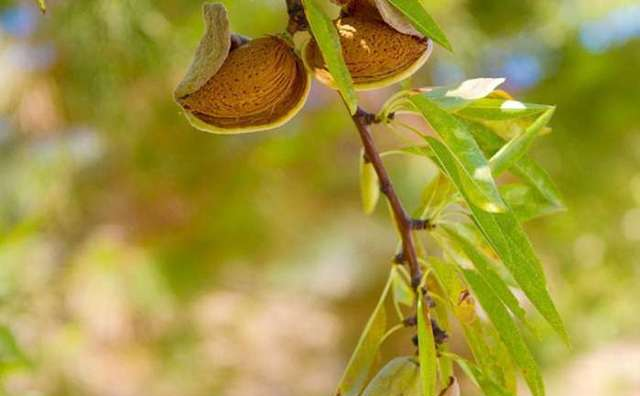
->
403, 315, 417, 327
432, 319, 449, 345
410, 218, 435, 230
355, 108, 379, 125
411, 272, 423, 289
286, 0, 308, 35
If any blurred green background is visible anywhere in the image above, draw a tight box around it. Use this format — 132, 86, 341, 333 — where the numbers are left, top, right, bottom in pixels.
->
0, 0, 639, 395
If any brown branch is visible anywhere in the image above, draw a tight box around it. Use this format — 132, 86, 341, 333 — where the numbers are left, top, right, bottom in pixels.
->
351, 107, 423, 288
285, 0, 308, 35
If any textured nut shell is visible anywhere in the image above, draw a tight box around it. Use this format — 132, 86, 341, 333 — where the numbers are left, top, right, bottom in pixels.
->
373, 0, 424, 38
174, 3, 231, 100
336, 0, 423, 38
178, 37, 310, 134
304, 16, 432, 91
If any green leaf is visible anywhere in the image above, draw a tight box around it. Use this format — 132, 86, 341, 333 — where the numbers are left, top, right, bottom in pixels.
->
362, 357, 420, 396
410, 95, 507, 213
456, 99, 552, 121
429, 258, 504, 384
425, 78, 506, 111
385, 0, 452, 50
465, 120, 564, 209
425, 137, 569, 344
391, 266, 415, 307
360, 150, 380, 215
449, 354, 515, 396
417, 295, 437, 396
501, 183, 565, 222
440, 224, 529, 326
490, 108, 555, 175
462, 270, 545, 396
413, 172, 455, 225
336, 273, 391, 396
302, 0, 358, 114
36, 0, 46, 13
428, 257, 463, 304
511, 158, 564, 210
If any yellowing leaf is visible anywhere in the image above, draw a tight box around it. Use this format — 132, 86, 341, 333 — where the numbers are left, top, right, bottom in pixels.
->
453, 289, 477, 325
362, 356, 420, 396
335, 272, 392, 396
360, 150, 380, 215
391, 266, 415, 307
463, 270, 545, 396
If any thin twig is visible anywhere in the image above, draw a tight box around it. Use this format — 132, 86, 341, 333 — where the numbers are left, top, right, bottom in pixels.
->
351, 107, 423, 288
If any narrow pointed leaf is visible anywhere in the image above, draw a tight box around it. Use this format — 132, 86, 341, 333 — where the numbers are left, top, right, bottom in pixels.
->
336, 273, 391, 396
511, 159, 564, 210
360, 151, 381, 215
465, 120, 564, 208
462, 270, 545, 396
490, 108, 555, 175
410, 95, 506, 213
449, 355, 515, 396
424, 78, 506, 111
391, 266, 415, 307
417, 295, 437, 396
429, 259, 501, 384
501, 184, 565, 222
426, 137, 569, 343
362, 356, 420, 396
36, 0, 46, 13
440, 224, 529, 324
429, 257, 463, 306
456, 99, 552, 121
385, 0, 452, 50
302, 0, 358, 114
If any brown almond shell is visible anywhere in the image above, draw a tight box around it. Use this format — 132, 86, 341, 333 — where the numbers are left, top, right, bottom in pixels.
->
175, 4, 310, 134
304, 16, 432, 91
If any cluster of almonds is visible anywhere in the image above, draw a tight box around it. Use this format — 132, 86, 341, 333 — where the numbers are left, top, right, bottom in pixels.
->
175, 1, 433, 134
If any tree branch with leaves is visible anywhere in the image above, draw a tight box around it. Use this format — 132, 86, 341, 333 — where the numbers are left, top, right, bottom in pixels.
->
173, 1, 569, 395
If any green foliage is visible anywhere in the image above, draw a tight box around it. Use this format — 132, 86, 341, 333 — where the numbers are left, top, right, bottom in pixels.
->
361, 357, 420, 396
6, 0, 615, 394
360, 150, 381, 215
417, 294, 437, 396
448, 354, 514, 396
463, 270, 545, 396
425, 134, 568, 343
408, 95, 507, 213
489, 108, 555, 175
440, 224, 530, 327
